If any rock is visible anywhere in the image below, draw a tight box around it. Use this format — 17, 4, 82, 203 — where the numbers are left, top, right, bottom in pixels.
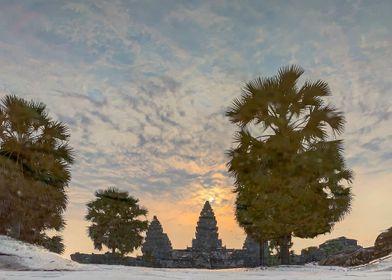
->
319, 236, 362, 256
374, 227, 392, 259
319, 247, 374, 267
317, 228, 392, 267
300, 246, 325, 263
300, 237, 362, 265
345, 247, 375, 266
319, 251, 349, 266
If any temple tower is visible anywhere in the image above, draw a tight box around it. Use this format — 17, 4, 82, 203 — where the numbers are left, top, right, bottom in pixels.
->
242, 235, 269, 266
142, 216, 172, 260
191, 201, 223, 251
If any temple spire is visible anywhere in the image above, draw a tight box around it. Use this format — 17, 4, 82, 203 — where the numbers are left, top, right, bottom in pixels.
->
142, 216, 172, 260
192, 201, 223, 251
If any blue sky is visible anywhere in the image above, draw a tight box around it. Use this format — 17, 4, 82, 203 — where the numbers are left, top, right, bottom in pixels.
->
0, 0, 391, 257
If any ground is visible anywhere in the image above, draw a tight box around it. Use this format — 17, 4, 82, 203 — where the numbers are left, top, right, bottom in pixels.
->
0, 235, 391, 280
0, 265, 391, 280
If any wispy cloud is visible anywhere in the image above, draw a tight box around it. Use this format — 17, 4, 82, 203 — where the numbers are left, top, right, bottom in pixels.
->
0, 0, 391, 256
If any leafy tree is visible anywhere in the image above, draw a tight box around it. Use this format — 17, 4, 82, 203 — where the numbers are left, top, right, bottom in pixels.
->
86, 187, 148, 255
0, 95, 74, 252
226, 65, 353, 265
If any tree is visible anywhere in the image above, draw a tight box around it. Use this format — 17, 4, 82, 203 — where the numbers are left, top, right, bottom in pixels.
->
0, 95, 74, 253
226, 65, 353, 265
86, 187, 148, 255
37, 234, 65, 254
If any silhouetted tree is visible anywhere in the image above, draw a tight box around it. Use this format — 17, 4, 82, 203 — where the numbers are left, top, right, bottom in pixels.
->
226, 65, 353, 265
37, 234, 65, 254
0, 95, 74, 253
86, 187, 148, 255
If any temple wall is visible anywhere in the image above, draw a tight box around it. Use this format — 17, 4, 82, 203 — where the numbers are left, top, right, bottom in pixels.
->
141, 248, 258, 268
70, 248, 259, 269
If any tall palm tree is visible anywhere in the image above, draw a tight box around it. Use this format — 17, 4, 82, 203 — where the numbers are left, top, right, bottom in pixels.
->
0, 95, 74, 247
226, 65, 353, 265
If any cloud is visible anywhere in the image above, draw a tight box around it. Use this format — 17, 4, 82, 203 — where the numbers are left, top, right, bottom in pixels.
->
0, 0, 391, 256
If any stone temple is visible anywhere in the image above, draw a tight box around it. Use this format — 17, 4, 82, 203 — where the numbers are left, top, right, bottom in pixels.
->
192, 201, 223, 251
141, 201, 264, 268
71, 201, 266, 268
71, 200, 377, 267
141, 216, 172, 260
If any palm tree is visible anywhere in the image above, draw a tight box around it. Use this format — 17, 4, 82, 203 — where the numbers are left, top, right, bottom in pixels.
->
226, 65, 353, 265
0, 95, 74, 249
86, 187, 148, 255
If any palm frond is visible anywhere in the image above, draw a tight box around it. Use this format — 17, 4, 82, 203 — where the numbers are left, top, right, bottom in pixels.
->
277, 65, 304, 93
300, 80, 331, 107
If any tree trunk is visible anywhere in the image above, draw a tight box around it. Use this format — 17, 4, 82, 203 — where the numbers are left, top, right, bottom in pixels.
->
112, 247, 116, 254
259, 240, 265, 266
259, 240, 269, 266
279, 234, 291, 265
10, 220, 21, 239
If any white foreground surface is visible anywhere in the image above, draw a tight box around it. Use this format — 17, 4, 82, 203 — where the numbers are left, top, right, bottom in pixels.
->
1, 235, 391, 280
0, 235, 80, 271
0, 265, 391, 280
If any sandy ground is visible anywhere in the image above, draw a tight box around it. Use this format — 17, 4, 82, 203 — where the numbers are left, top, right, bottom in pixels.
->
1, 235, 391, 280
0, 265, 391, 280
0, 255, 28, 271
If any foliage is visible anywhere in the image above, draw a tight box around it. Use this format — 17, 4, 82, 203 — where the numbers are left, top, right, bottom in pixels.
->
37, 234, 65, 254
86, 187, 148, 255
226, 65, 353, 264
0, 94, 74, 253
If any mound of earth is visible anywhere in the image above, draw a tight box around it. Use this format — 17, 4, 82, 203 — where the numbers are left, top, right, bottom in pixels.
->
0, 235, 80, 270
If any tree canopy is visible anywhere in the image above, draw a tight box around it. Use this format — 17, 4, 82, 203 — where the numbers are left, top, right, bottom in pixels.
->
86, 187, 148, 255
226, 65, 353, 264
0, 94, 74, 253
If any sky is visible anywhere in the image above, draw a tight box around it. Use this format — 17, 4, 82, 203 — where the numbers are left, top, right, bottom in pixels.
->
0, 0, 391, 258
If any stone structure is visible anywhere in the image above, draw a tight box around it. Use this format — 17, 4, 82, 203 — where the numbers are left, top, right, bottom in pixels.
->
71, 201, 263, 268
319, 236, 360, 255
192, 201, 223, 251
299, 236, 362, 265
242, 235, 262, 267
374, 227, 392, 258
318, 247, 375, 267
141, 216, 172, 261
70, 252, 144, 266
141, 201, 262, 268
300, 246, 322, 263
297, 228, 392, 267
71, 214, 390, 268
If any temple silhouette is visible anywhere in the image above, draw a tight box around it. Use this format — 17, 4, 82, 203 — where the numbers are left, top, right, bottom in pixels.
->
71, 200, 375, 268
71, 201, 267, 268
141, 201, 266, 268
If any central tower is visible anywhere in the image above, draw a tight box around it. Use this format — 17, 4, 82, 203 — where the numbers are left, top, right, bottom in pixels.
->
191, 201, 223, 251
